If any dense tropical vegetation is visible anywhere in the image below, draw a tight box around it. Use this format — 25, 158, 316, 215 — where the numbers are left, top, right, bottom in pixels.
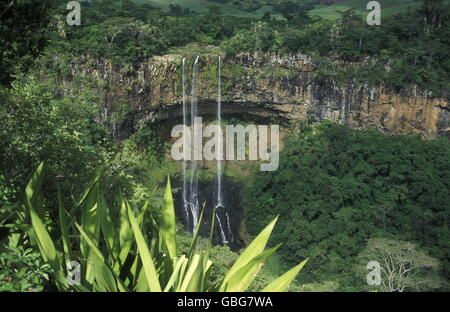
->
1, 0, 450, 292
2, 0, 449, 93
244, 122, 450, 291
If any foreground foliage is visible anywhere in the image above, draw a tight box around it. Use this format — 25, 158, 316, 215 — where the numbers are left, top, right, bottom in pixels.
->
5, 162, 306, 292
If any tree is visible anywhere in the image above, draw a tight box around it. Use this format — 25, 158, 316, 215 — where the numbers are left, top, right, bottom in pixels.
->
0, 0, 54, 86
168, 4, 183, 16
0, 76, 107, 205
252, 21, 275, 53
208, 5, 222, 15
358, 238, 444, 292
420, 0, 446, 30
275, 1, 314, 21
261, 11, 271, 22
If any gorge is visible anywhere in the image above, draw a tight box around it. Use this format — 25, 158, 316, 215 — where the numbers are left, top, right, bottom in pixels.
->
45, 50, 450, 249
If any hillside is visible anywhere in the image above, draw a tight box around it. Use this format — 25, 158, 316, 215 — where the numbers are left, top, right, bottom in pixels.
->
134, 0, 428, 20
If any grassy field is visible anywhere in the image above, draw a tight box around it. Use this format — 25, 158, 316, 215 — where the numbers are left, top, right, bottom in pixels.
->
134, 0, 285, 19
134, 0, 243, 13
133, 0, 426, 20
310, 0, 424, 21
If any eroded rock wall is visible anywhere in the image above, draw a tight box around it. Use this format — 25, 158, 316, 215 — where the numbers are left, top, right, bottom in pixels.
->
56, 52, 450, 139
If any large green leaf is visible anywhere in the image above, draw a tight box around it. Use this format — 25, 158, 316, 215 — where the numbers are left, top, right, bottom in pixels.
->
76, 169, 102, 208
80, 183, 100, 248
98, 191, 115, 257
186, 253, 210, 292
222, 244, 281, 292
163, 255, 187, 292
28, 197, 59, 268
26, 197, 67, 289
188, 204, 205, 262
198, 251, 213, 292
159, 176, 177, 260
261, 259, 308, 292
20, 162, 67, 289
174, 254, 189, 292
23, 161, 45, 221
58, 187, 72, 265
74, 222, 127, 292
220, 216, 278, 290
127, 204, 162, 292
113, 200, 134, 273
135, 267, 150, 292
92, 257, 120, 292
119, 199, 133, 250
178, 254, 201, 292
79, 182, 100, 283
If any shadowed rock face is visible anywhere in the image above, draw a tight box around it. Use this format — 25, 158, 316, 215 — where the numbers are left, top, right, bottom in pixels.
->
172, 176, 244, 249
59, 52, 450, 140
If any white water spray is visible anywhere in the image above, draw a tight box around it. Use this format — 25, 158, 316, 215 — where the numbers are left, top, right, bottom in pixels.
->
215, 56, 233, 244
189, 56, 200, 233
181, 58, 190, 230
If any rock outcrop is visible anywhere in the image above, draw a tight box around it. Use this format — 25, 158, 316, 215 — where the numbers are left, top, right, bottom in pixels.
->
57, 51, 450, 139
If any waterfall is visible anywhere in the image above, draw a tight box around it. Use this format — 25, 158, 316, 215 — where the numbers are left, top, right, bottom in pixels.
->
216, 56, 223, 209
188, 56, 200, 233
215, 56, 233, 244
341, 90, 347, 124
181, 58, 190, 231
181, 56, 233, 244
341, 100, 346, 124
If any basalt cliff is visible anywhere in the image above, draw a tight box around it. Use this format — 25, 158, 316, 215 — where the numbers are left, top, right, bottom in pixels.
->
51, 51, 450, 139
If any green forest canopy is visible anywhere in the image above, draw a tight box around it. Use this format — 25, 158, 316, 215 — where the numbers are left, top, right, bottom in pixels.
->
243, 122, 450, 291
1, 0, 449, 95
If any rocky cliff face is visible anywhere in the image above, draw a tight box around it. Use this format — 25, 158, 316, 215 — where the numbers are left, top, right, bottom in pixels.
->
60, 52, 450, 139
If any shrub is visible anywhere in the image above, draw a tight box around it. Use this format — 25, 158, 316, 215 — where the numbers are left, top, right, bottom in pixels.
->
0, 246, 52, 292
